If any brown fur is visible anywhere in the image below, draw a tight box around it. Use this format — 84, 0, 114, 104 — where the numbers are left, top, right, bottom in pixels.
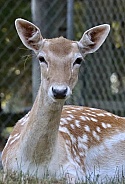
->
48, 37, 73, 57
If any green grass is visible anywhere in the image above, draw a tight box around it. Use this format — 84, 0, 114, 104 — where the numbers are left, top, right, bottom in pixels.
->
1, 169, 125, 184
0, 169, 66, 184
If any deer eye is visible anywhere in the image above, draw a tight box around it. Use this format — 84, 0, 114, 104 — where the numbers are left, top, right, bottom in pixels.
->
39, 56, 48, 66
73, 57, 83, 66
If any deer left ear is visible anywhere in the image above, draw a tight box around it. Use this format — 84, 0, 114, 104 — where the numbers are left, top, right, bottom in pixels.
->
78, 24, 110, 55
15, 18, 43, 52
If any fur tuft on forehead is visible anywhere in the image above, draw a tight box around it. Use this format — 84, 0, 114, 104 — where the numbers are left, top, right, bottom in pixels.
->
48, 37, 73, 56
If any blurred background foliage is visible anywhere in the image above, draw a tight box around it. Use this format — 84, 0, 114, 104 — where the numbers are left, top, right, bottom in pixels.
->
0, 0, 31, 112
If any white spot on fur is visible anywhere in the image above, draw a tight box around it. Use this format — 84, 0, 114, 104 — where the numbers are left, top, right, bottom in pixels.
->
90, 117, 98, 122
59, 126, 70, 136
66, 111, 72, 114
97, 113, 105, 117
66, 117, 73, 121
78, 134, 88, 144
92, 131, 100, 141
102, 122, 107, 128
107, 123, 112, 128
85, 109, 91, 112
82, 134, 88, 143
96, 126, 101, 132
68, 114, 75, 119
89, 108, 98, 111
84, 125, 90, 132
80, 116, 87, 121
86, 117, 90, 121
71, 109, 77, 112
70, 134, 76, 144
87, 113, 97, 117
101, 123, 112, 129
75, 120, 81, 128
60, 118, 68, 124
105, 112, 112, 116
70, 124, 75, 129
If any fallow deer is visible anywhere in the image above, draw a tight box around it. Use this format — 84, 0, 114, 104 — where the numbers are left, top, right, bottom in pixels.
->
2, 19, 113, 183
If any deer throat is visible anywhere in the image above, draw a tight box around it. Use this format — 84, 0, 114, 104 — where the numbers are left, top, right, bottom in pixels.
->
20, 88, 64, 164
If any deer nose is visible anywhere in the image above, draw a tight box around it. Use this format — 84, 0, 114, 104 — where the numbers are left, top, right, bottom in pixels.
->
52, 86, 68, 99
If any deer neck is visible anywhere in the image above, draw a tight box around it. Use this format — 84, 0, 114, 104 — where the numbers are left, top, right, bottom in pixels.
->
20, 84, 64, 164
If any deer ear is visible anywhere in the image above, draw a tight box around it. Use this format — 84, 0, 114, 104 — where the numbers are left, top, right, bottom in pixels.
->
78, 24, 110, 55
15, 18, 43, 51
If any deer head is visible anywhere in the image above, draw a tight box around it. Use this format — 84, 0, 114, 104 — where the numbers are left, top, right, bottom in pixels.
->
15, 19, 110, 102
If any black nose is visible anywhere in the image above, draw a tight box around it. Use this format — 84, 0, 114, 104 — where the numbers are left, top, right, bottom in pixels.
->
52, 87, 68, 99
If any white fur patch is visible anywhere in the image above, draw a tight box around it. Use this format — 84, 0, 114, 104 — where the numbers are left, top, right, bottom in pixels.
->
84, 125, 90, 132
96, 126, 101, 132
90, 117, 98, 122
87, 113, 97, 117
80, 116, 87, 121
92, 131, 100, 141
78, 134, 88, 144
105, 112, 112, 116
102, 122, 107, 128
66, 117, 73, 121
101, 122, 111, 129
75, 120, 81, 128
68, 114, 75, 119
70, 124, 75, 129
97, 113, 105, 117
59, 126, 70, 136
60, 118, 68, 124
86, 117, 90, 121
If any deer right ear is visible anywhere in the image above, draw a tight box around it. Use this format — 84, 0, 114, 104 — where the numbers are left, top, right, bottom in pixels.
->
78, 24, 110, 55
15, 18, 43, 51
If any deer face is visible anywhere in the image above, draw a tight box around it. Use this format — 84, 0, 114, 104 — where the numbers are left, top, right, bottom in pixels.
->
15, 19, 110, 101
37, 38, 83, 100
